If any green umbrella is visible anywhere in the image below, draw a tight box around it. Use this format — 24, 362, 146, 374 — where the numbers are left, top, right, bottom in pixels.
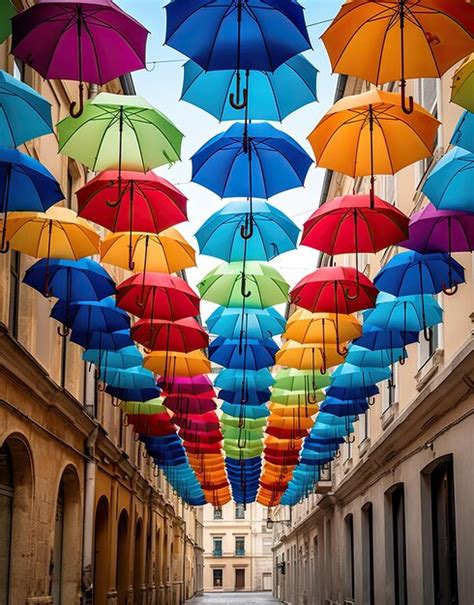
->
197, 261, 289, 308
274, 368, 331, 391
120, 398, 166, 415
220, 414, 268, 429
57, 93, 183, 201
1, 1, 15, 44
224, 444, 264, 459
270, 388, 325, 405
221, 426, 264, 441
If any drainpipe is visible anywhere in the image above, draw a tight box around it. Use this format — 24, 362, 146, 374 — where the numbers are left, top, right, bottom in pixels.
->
82, 426, 99, 605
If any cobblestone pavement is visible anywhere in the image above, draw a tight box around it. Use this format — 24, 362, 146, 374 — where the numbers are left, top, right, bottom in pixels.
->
188, 592, 279, 604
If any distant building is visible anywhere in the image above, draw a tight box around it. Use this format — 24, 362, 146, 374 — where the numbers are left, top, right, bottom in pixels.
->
203, 502, 273, 592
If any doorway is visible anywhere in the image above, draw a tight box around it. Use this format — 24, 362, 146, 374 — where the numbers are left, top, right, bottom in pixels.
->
235, 568, 245, 591
263, 572, 272, 591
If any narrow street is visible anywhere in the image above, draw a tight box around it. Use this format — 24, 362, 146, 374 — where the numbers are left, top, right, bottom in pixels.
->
188, 593, 278, 605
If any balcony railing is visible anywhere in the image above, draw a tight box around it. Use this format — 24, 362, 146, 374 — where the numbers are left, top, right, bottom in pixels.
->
212, 549, 223, 557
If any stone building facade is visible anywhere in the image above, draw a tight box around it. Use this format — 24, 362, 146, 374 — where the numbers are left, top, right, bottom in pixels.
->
271, 72, 474, 604
203, 502, 273, 593
0, 16, 204, 605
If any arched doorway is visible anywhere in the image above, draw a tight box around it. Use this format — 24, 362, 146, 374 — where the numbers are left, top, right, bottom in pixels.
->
0, 443, 13, 604
133, 518, 143, 605
94, 496, 110, 605
116, 510, 129, 605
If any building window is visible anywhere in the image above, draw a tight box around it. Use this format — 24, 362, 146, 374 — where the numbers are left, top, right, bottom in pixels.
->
83, 362, 98, 416
235, 536, 245, 556
416, 78, 440, 184
213, 568, 223, 588
235, 503, 245, 519
8, 251, 21, 339
51, 483, 65, 603
13, 58, 25, 82
431, 458, 458, 603
212, 537, 222, 557
418, 319, 440, 369
391, 486, 407, 605
0, 444, 13, 604
382, 366, 398, 413
360, 409, 370, 442
344, 438, 352, 461
345, 514, 355, 600
362, 503, 375, 605
213, 507, 222, 520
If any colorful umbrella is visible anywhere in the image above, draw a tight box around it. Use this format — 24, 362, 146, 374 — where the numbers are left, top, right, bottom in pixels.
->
165, 0, 311, 108
365, 293, 443, 334
275, 341, 346, 372
209, 337, 278, 371
83, 345, 143, 371
164, 395, 216, 415
352, 324, 419, 352
450, 111, 474, 154
181, 54, 317, 121
285, 309, 362, 347
220, 402, 269, 420
51, 297, 130, 337
422, 147, 474, 213
273, 368, 331, 392
70, 328, 134, 352
105, 385, 161, 403
451, 53, 473, 113
143, 350, 211, 378
195, 200, 299, 262
320, 396, 369, 418
331, 363, 392, 389
158, 375, 214, 398
308, 89, 439, 204
346, 344, 407, 368
0, 148, 63, 253
0, 70, 53, 147
215, 368, 275, 392
131, 317, 208, 353
207, 306, 286, 340
12, 0, 148, 116
322, 0, 474, 113
100, 366, 156, 390
0, 0, 15, 43
116, 272, 200, 321
219, 389, 271, 405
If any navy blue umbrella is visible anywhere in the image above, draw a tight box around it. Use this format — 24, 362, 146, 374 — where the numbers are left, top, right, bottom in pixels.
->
218, 388, 271, 405
51, 297, 130, 338
70, 328, 133, 351
209, 336, 278, 370
320, 396, 369, 418
105, 385, 161, 403
352, 324, 419, 352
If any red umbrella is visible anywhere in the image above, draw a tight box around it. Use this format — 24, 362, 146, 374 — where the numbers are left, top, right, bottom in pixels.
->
184, 441, 222, 454
164, 395, 216, 415
179, 429, 223, 444
302, 194, 409, 257
173, 413, 221, 432
116, 272, 200, 320
126, 413, 174, 436
131, 317, 208, 352
158, 375, 215, 398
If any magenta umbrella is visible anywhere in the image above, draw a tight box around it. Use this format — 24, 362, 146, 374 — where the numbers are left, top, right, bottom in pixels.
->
159, 375, 215, 398
12, 0, 148, 117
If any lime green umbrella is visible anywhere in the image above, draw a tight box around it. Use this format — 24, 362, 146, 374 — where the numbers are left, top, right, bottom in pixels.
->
221, 426, 264, 440
274, 368, 331, 391
198, 261, 289, 308
270, 388, 325, 405
224, 444, 264, 459
220, 414, 267, 429
57, 93, 183, 177
120, 398, 166, 415
1, 1, 15, 44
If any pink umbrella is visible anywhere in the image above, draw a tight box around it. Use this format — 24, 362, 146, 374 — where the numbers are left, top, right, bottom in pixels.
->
12, 0, 148, 117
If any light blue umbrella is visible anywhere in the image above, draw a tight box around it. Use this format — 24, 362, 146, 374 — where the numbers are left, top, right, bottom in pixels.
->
99, 366, 156, 390
215, 368, 275, 391
207, 306, 286, 339
220, 401, 270, 420
195, 200, 299, 262
331, 363, 391, 388
181, 54, 317, 122
0, 70, 53, 147
364, 293, 443, 333
346, 343, 407, 368
422, 147, 474, 212
450, 111, 474, 154
83, 345, 143, 370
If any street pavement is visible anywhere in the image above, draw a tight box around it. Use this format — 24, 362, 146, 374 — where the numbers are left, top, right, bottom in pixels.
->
188, 592, 279, 604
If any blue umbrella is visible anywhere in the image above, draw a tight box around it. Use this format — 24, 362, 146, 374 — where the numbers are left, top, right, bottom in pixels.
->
83, 345, 143, 371
166, 0, 311, 108
346, 344, 407, 368
207, 306, 286, 339
99, 366, 156, 390
23, 257, 115, 301
209, 336, 278, 370
0, 70, 53, 148
0, 147, 63, 253
215, 368, 275, 391
220, 401, 270, 420
196, 200, 299, 262
364, 293, 443, 334
181, 54, 317, 122
422, 147, 474, 213
51, 297, 130, 337
375, 251, 465, 297
352, 324, 419, 351
331, 363, 391, 389
325, 384, 379, 402
105, 385, 161, 402
320, 396, 369, 418
450, 111, 474, 154
70, 328, 134, 351
218, 388, 271, 405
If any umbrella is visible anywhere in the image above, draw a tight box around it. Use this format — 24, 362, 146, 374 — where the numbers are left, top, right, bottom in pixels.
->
207, 306, 286, 340
120, 398, 166, 416
23, 258, 115, 313
101, 229, 196, 274
301, 194, 409, 269
51, 296, 130, 336
1, 0, 15, 43
70, 328, 134, 352
84, 345, 143, 374
209, 337, 278, 371
346, 344, 407, 368
218, 389, 271, 405
308, 89, 439, 204
352, 324, 419, 353
0, 148, 63, 253
195, 200, 299, 262
165, 0, 311, 108
0, 70, 53, 147
158, 375, 214, 398
422, 147, 474, 213
322, 0, 473, 114
221, 402, 269, 420
364, 293, 443, 334
325, 385, 379, 402
99, 366, 156, 390
131, 317, 208, 353
275, 341, 346, 372
320, 396, 369, 418
144, 350, 211, 378
450, 111, 474, 154
270, 389, 324, 406
215, 368, 275, 392
116, 272, 200, 321
268, 402, 319, 418
274, 368, 331, 392
331, 363, 391, 389
181, 54, 317, 121
164, 395, 216, 415
105, 385, 161, 403
399, 204, 474, 254
12, 0, 148, 116
198, 261, 288, 309
451, 53, 473, 113
57, 93, 182, 185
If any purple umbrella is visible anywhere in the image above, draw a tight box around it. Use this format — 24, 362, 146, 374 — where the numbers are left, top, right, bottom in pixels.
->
12, 0, 148, 117
400, 203, 474, 254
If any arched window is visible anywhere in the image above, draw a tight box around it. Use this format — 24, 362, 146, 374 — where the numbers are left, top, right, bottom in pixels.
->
94, 496, 110, 605
0, 444, 13, 604
116, 510, 129, 605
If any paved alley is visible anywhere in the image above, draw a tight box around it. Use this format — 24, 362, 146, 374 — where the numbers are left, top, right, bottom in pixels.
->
188, 592, 278, 605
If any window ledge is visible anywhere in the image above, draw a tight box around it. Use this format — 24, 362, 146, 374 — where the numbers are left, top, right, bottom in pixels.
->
358, 437, 371, 457
381, 401, 398, 430
343, 457, 353, 474
415, 349, 444, 392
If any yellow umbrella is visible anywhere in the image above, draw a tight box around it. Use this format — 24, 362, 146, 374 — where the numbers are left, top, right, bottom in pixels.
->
285, 309, 361, 347
308, 89, 439, 204
101, 228, 196, 273
451, 53, 474, 113
322, 0, 474, 113
0, 206, 99, 259
143, 350, 211, 377
275, 340, 345, 373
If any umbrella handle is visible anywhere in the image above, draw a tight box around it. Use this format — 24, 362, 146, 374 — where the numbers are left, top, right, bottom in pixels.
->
334, 448, 341, 459
97, 382, 106, 392
400, 80, 414, 115
423, 325, 433, 342
122, 414, 129, 427
442, 282, 458, 296
347, 434, 356, 444
69, 83, 85, 118
344, 283, 359, 301
230, 87, 248, 110
135, 295, 145, 308
368, 397, 376, 407
240, 220, 254, 240
57, 324, 70, 338
241, 279, 251, 298
307, 392, 318, 404
336, 342, 348, 357
0, 240, 9, 254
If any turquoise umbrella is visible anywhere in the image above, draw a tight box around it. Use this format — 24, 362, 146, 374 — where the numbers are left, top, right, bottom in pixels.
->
83, 345, 143, 370
331, 363, 392, 388
207, 306, 286, 339
364, 293, 443, 333
450, 111, 474, 154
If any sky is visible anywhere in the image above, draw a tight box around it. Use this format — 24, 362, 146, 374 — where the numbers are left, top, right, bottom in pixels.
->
117, 0, 342, 318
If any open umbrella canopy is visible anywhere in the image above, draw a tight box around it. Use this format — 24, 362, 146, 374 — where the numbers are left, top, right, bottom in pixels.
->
0, 70, 53, 147
451, 53, 473, 113
181, 54, 317, 122
218, 389, 271, 405
450, 111, 474, 154
320, 396, 368, 418
120, 398, 166, 416
191, 122, 312, 199
131, 317, 209, 353
209, 337, 278, 371
346, 344, 407, 368
275, 341, 346, 371
158, 375, 214, 398
422, 147, 474, 213
198, 261, 288, 308
285, 309, 362, 344
207, 306, 286, 340
274, 368, 331, 391
331, 363, 392, 388
100, 366, 156, 389
270, 388, 324, 406
195, 200, 299, 262
164, 395, 216, 415
70, 328, 134, 351
105, 385, 161, 402
352, 324, 419, 351
325, 384, 379, 401
165, 0, 311, 72
144, 350, 211, 377
220, 402, 269, 420
51, 297, 130, 334
83, 345, 143, 370
268, 402, 319, 418
221, 414, 267, 429
57, 93, 183, 171
364, 293, 444, 332
215, 368, 275, 392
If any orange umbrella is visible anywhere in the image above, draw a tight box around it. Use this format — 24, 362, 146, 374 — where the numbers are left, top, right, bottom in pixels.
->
143, 350, 211, 377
